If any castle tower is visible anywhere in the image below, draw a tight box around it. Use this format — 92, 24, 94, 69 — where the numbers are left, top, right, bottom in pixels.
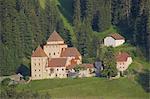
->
43, 31, 68, 58
31, 46, 48, 80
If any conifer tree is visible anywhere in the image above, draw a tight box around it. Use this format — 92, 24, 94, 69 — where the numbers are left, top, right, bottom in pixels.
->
73, 0, 81, 28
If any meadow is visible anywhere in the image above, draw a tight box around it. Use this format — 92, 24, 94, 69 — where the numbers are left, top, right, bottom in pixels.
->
17, 77, 149, 99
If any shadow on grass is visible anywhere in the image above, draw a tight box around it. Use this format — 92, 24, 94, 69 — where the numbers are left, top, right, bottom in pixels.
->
136, 69, 150, 92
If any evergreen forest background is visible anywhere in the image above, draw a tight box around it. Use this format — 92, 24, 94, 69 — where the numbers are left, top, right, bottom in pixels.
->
0, 0, 150, 76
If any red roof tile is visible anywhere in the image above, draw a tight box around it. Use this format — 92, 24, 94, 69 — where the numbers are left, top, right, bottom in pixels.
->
110, 33, 125, 40
61, 47, 81, 57
47, 31, 64, 42
82, 64, 94, 68
66, 59, 77, 69
48, 58, 67, 67
66, 63, 94, 69
32, 46, 47, 57
116, 52, 130, 62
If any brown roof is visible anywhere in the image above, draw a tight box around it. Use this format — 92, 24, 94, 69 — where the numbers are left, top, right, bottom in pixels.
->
48, 58, 67, 67
82, 64, 94, 68
32, 46, 47, 57
66, 64, 94, 69
47, 31, 64, 42
61, 47, 81, 57
116, 52, 130, 62
110, 33, 125, 40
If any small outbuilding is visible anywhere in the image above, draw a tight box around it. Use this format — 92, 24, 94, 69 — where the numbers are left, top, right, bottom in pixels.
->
104, 33, 125, 47
116, 52, 132, 72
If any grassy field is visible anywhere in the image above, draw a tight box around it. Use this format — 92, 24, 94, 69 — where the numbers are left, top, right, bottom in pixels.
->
17, 77, 149, 99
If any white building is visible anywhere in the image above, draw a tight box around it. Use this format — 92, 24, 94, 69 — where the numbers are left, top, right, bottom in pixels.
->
104, 33, 125, 47
116, 52, 132, 72
31, 31, 82, 80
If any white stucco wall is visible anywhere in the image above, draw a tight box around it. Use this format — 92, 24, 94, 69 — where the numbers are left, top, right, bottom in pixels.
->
44, 44, 67, 58
45, 67, 67, 79
104, 37, 116, 47
78, 68, 95, 77
47, 41, 64, 45
31, 57, 48, 80
115, 40, 125, 47
104, 37, 125, 47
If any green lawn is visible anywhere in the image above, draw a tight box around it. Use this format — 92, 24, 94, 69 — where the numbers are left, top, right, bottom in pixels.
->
17, 77, 149, 99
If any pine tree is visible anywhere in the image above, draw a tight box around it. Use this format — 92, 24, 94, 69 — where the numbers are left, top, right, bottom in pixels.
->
73, 0, 81, 28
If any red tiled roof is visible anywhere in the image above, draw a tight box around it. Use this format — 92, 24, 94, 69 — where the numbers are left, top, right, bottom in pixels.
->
70, 59, 77, 65
66, 63, 94, 69
32, 46, 47, 57
47, 31, 64, 42
116, 52, 130, 62
66, 59, 77, 69
61, 47, 81, 57
66, 65, 76, 69
82, 64, 94, 68
110, 33, 125, 40
48, 58, 67, 67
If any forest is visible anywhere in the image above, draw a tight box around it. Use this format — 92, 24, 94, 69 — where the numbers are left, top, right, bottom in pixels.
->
0, 0, 150, 76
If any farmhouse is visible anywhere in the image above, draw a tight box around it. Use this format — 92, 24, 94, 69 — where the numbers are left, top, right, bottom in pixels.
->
31, 31, 82, 80
116, 52, 132, 72
104, 33, 125, 47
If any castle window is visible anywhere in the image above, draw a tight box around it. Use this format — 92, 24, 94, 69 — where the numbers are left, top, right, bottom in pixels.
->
35, 69, 36, 71
56, 74, 57, 77
39, 63, 40, 66
58, 52, 59, 54
39, 69, 40, 71
35, 75, 36, 77
49, 53, 51, 56
57, 69, 59, 71
39, 74, 41, 77
54, 53, 55, 55
62, 69, 64, 71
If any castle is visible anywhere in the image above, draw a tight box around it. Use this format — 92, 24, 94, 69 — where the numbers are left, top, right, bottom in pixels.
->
31, 31, 82, 80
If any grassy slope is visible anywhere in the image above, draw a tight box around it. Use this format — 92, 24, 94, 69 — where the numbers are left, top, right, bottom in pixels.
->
17, 78, 149, 99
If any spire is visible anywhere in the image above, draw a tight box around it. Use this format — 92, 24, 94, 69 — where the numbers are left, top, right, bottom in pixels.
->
47, 31, 64, 42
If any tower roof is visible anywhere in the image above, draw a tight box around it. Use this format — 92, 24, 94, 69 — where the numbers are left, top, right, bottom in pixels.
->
32, 46, 47, 57
47, 31, 64, 42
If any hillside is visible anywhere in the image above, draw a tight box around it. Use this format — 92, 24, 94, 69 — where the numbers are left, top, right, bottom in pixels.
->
17, 78, 149, 99
0, 0, 150, 99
